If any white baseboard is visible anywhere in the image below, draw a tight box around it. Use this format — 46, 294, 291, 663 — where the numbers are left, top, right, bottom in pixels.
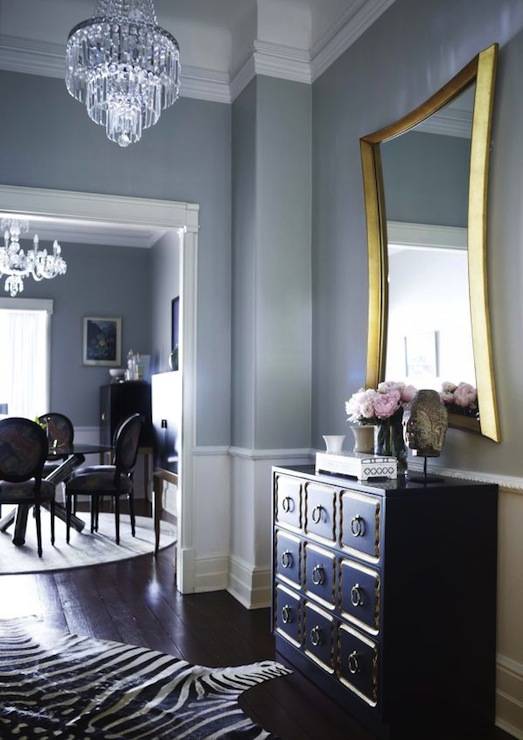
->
194, 554, 229, 592
228, 555, 272, 609
496, 654, 523, 738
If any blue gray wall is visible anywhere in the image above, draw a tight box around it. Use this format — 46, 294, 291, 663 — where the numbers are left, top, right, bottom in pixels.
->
381, 131, 470, 227
0, 70, 231, 447
231, 76, 312, 450
151, 231, 181, 374
5, 241, 151, 426
312, 0, 523, 474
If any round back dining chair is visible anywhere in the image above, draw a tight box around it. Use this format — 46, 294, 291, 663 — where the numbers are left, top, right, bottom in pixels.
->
114, 413, 143, 478
38, 413, 74, 451
0, 417, 55, 556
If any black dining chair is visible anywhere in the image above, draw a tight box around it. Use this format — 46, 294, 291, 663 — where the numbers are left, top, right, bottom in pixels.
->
0, 417, 55, 557
39, 412, 76, 508
65, 414, 143, 545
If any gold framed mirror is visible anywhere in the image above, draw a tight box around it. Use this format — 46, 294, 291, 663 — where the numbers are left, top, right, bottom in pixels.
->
361, 44, 500, 442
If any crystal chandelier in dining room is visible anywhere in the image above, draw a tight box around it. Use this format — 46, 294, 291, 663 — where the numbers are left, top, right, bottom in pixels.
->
65, 0, 181, 148
0, 220, 67, 298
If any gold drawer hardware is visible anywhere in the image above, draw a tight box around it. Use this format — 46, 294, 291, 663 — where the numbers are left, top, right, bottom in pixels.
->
281, 550, 293, 569
311, 564, 325, 586
350, 515, 366, 537
312, 505, 324, 524
350, 584, 365, 607
310, 626, 322, 647
348, 650, 360, 675
282, 496, 294, 513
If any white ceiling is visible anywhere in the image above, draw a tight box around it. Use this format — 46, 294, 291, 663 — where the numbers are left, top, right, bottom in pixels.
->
0, 0, 396, 102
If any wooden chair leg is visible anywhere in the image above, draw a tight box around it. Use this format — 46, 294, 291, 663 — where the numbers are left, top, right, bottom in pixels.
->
66, 495, 71, 544
73, 495, 77, 515
90, 497, 95, 533
114, 495, 120, 545
128, 491, 136, 537
35, 503, 42, 558
50, 499, 55, 546
96, 497, 103, 531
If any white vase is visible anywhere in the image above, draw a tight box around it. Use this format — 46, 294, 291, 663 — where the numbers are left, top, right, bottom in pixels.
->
350, 425, 375, 454
322, 435, 346, 454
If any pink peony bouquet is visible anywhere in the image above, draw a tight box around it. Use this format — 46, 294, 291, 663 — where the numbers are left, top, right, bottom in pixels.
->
346, 381, 417, 424
440, 381, 478, 416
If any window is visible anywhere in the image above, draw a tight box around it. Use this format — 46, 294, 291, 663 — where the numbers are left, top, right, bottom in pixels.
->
0, 298, 53, 419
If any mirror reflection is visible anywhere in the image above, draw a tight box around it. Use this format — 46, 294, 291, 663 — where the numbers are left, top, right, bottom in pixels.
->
380, 84, 479, 420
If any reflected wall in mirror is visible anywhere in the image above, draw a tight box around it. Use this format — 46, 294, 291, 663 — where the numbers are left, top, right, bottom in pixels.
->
361, 44, 500, 440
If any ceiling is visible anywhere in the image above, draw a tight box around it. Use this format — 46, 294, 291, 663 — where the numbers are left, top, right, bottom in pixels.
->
0, 0, 396, 102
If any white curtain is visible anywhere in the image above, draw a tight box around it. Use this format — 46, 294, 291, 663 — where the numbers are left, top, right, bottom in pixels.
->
0, 309, 49, 419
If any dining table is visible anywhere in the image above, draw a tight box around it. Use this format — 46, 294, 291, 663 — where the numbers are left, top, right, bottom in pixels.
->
0, 442, 113, 546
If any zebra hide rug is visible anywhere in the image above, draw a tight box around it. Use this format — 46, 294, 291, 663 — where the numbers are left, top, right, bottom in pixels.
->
0, 618, 291, 739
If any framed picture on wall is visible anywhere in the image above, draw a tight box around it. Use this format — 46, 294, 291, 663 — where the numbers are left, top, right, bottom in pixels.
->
83, 317, 122, 367
404, 330, 439, 379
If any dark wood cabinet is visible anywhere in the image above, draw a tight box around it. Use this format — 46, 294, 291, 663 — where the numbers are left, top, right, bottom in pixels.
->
272, 465, 498, 739
100, 381, 153, 448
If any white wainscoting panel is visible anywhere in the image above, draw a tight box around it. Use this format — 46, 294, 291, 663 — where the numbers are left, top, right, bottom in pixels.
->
192, 450, 231, 592
228, 448, 312, 609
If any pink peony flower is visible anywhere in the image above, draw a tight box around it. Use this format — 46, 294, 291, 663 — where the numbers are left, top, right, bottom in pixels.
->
346, 389, 378, 422
440, 391, 455, 405
401, 385, 417, 403
378, 381, 405, 394
453, 382, 477, 408
441, 381, 457, 393
373, 389, 401, 419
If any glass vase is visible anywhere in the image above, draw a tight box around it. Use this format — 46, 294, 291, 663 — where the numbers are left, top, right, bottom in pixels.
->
376, 409, 407, 473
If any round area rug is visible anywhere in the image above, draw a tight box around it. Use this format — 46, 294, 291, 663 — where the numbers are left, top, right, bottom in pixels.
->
0, 511, 176, 575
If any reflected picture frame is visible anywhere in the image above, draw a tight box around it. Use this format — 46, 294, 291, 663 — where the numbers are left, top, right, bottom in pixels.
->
83, 316, 122, 367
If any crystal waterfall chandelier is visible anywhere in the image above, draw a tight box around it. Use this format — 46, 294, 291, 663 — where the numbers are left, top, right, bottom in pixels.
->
65, 0, 181, 148
0, 220, 67, 298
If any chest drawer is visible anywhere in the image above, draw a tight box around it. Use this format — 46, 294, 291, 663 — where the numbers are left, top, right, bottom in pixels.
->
304, 543, 336, 609
304, 602, 335, 673
305, 482, 336, 543
340, 491, 381, 562
275, 530, 301, 586
338, 624, 379, 707
340, 559, 380, 635
275, 475, 302, 532
275, 584, 302, 648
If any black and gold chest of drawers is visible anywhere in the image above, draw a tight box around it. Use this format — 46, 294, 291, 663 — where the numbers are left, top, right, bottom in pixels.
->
272, 465, 498, 739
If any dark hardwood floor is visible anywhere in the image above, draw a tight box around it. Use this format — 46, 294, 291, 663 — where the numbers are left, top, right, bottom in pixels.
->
0, 540, 514, 740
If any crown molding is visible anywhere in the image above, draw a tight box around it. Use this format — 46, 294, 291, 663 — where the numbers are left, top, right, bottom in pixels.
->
253, 41, 311, 85
0, 34, 232, 104
0, 1, 399, 102
415, 107, 472, 138
387, 221, 467, 250
311, 0, 397, 82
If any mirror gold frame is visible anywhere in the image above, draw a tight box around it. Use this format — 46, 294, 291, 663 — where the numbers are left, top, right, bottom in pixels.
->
360, 44, 500, 442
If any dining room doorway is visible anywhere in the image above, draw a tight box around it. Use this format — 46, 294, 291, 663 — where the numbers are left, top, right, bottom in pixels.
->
0, 184, 199, 593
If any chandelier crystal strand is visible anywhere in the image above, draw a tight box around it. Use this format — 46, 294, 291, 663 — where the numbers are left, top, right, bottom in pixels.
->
65, 0, 180, 147
0, 220, 67, 298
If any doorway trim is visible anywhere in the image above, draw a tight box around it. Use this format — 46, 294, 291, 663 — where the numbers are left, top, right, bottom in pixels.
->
0, 183, 199, 593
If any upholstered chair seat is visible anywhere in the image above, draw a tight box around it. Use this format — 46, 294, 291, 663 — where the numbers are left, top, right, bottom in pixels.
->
67, 466, 132, 494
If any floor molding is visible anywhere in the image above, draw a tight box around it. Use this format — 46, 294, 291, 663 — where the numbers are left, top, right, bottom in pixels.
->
228, 555, 271, 610
194, 554, 229, 592
496, 654, 523, 738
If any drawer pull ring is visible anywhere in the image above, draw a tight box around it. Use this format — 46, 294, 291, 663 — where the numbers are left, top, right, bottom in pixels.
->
310, 626, 322, 647
312, 564, 325, 586
348, 650, 360, 675
281, 550, 293, 569
282, 604, 292, 624
350, 515, 366, 537
311, 505, 323, 524
282, 496, 294, 514
350, 584, 364, 607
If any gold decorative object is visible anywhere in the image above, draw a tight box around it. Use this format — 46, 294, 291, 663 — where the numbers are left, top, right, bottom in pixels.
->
404, 390, 448, 458
360, 44, 500, 442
